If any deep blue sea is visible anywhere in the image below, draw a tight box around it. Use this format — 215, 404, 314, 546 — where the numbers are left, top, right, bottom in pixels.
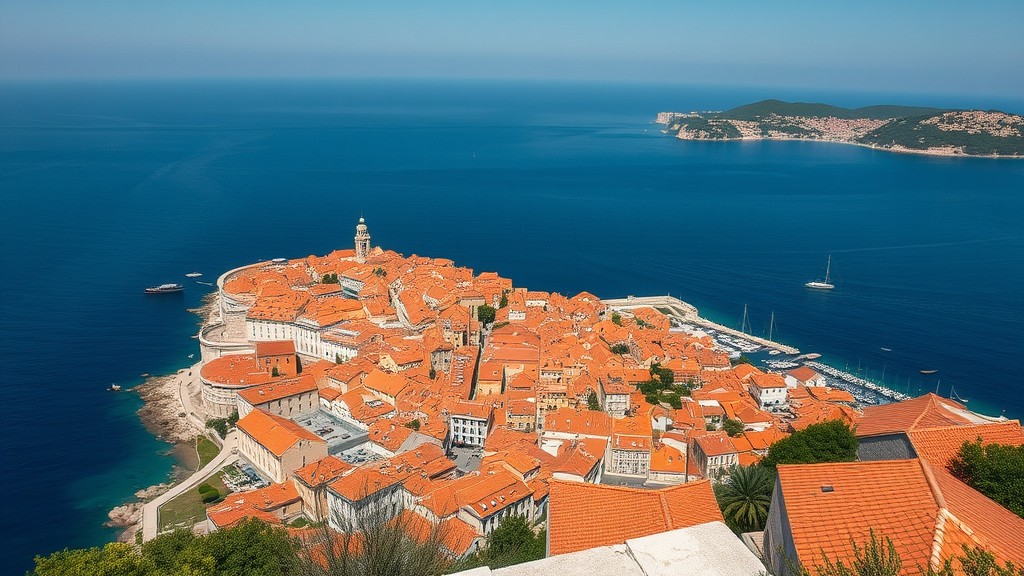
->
1, 79, 1022, 574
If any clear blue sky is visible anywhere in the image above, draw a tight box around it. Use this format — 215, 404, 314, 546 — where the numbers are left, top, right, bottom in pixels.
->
1, 0, 1021, 96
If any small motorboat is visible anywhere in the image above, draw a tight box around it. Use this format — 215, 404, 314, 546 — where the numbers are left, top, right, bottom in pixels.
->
920, 369, 938, 375
185, 272, 202, 278
880, 347, 892, 352
145, 283, 184, 294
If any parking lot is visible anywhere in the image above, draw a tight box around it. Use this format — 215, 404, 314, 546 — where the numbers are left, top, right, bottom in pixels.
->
223, 462, 270, 492
337, 445, 384, 466
294, 410, 368, 454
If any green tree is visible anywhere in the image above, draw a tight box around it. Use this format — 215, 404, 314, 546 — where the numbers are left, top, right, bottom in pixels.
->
206, 410, 240, 439
649, 363, 674, 387
272, 365, 281, 377
796, 534, 1024, 576
587, 390, 601, 411
429, 367, 437, 380
723, 418, 745, 437
930, 545, 1024, 576
33, 519, 300, 576
206, 417, 229, 438
457, 515, 545, 571
477, 304, 496, 325
611, 312, 622, 326
731, 355, 753, 366
32, 542, 152, 576
149, 519, 298, 576
405, 419, 421, 431
499, 290, 509, 309
610, 343, 629, 355
661, 391, 683, 409
761, 420, 858, 470
814, 529, 901, 576
950, 440, 1024, 518
713, 465, 775, 533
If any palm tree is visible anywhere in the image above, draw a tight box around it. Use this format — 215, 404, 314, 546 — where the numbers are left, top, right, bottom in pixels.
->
714, 465, 775, 532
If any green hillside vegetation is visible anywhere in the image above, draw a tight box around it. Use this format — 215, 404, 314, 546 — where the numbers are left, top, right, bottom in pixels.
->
718, 99, 948, 120
721, 99, 855, 120
676, 117, 741, 139
858, 115, 1024, 156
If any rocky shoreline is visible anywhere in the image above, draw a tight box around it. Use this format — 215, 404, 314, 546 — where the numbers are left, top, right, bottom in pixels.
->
136, 374, 200, 444
107, 295, 217, 541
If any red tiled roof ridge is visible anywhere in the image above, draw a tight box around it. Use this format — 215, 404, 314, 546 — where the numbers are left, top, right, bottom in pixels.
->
918, 457, 947, 510
910, 394, 945, 432
658, 492, 674, 531
910, 418, 1022, 433
548, 477, 713, 497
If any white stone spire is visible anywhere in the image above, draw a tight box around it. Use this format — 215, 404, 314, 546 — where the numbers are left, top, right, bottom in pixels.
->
354, 217, 371, 263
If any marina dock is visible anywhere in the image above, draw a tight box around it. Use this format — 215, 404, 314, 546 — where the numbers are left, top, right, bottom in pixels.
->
602, 295, 800, 355
805, 360, 911, 402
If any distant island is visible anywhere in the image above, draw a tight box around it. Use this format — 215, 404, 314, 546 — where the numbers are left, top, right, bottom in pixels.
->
656, 99, 1024, 157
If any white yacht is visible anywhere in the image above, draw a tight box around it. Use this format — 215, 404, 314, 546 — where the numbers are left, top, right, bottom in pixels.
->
805, 255, 835, 290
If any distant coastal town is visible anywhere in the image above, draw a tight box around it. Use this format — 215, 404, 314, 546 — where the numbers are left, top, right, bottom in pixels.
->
657, 100, 1024, 157
101, 217, 1024, 575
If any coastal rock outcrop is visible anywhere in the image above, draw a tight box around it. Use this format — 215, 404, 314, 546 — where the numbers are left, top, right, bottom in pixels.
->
136, 374, 201, 444
107, 502, 143, 528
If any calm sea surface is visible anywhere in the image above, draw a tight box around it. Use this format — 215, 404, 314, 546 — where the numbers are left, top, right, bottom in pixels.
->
1, 80, 1022, 573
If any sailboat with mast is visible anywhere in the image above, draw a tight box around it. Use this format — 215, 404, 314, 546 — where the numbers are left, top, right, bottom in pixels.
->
806, 255, 835, 290
767, 311, 783, 354
950, 384, 969, 404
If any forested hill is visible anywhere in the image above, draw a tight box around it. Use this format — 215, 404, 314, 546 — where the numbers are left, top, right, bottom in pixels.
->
657, 100, 1024, 157
719, 99, 948, 120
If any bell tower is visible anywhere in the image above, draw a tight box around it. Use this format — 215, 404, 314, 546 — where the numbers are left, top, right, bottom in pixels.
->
354, 217, 371, 263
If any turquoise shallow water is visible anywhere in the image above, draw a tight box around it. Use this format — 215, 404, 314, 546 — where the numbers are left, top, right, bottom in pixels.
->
1, 79, 1022, 574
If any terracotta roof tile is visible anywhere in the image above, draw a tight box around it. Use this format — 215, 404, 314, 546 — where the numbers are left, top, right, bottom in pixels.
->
292, 456, 353, 488
908, 421, 1024, 469
236, 409, 326, 457
238, 375, 319, 405
256, 340, 296, 357
774, 458, 1024, 572
547, 479, 722, 555
930, 465, 1024, 566
856, 394, 984, 437
777, 459, 938, 571
207, 481, 300, 529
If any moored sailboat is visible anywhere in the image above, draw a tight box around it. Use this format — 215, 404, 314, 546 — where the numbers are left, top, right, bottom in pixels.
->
805, 255, 835, 290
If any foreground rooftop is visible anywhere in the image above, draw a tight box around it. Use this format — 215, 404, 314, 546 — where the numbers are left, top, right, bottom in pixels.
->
449, 521, 764, 576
